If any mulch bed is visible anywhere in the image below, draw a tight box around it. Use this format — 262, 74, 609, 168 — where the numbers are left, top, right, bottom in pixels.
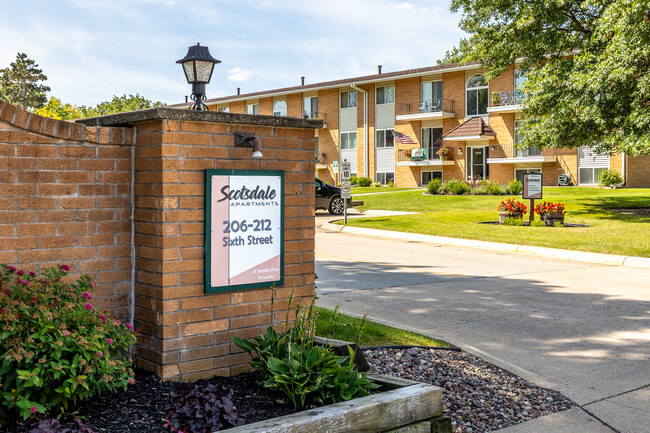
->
0, 370, 298, 433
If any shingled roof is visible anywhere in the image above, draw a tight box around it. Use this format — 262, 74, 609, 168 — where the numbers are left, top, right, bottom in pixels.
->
443, 117, 496, 140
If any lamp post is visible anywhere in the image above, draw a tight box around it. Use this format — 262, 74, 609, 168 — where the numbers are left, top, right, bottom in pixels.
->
176, 43, 221, 110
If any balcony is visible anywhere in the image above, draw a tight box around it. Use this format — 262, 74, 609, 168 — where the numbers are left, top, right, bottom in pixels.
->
488, 143, 557, 164
487, 91, 525, 114
396, 98, 456, 121
396, 147, 455, 167
303, 111, 327, 128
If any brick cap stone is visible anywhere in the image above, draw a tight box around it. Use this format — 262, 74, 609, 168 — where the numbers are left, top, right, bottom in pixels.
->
75, 107, 322, 129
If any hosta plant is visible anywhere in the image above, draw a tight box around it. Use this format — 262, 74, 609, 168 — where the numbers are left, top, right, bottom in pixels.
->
0, 264, 136, 421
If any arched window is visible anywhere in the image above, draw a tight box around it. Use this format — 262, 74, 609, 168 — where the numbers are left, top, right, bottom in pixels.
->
466, 74, 488, 116
273, 99, 287, 117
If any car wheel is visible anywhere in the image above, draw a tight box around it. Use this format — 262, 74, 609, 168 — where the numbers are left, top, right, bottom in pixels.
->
328, 196, 344, 215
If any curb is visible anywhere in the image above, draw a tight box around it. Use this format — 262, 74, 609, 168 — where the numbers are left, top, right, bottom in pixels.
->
321, 221, 650, 269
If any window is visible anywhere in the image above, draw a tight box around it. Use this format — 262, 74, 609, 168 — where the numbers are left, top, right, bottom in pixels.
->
340, 91, 357, 109
514, 120, 541, 157
315, 136, 319, 161
375, 172, 394, 185
422, 127, 443, 159
421, 171, 442, 186
421, 81, 443, 112
246, 103, 259, 115
303, 96, 318, 119
466, 74, 488, 116
515, 168, 541, 184
579, 167, 607, 185
273, 99, 287, 117
340, 132, 357, 150
217, 106, 229, 113
376, 129, 394, 148
376, 86, 395, 105
515, 69, 528, 90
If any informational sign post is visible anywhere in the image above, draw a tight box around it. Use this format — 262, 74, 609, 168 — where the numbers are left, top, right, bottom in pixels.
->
205, 170, 284, 293
522, 173, 542, 223
340, 161, 351, 224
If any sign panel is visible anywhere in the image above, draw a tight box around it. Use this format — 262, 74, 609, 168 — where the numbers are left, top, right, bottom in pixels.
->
341, 180, 352, 199
205, 170, 284, 293
333, 160, 339, 173
522, 173, 543, 199
341, 161, 351, 181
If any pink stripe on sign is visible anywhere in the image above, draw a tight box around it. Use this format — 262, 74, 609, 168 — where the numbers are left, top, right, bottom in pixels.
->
211, 175, 229, 287
229, 254, 281, 286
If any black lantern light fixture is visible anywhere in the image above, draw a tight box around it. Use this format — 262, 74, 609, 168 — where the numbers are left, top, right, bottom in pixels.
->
176, 43, 221, 110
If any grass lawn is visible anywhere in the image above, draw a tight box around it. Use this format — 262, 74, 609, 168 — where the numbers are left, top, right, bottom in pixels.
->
339, 187, 650, 257
351, 186, 420, 194
314, 307, 450, 348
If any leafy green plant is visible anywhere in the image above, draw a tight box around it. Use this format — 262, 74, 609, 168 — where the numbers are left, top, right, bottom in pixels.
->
471, 185, 489, 195
357, 177, 372, 187
370, 182, 382, 187
486, 181, 506, 195
442, 178, 471, 195
350, 175, 358, 186
503, 217, 524, 226
233, 294, 378, 409
507, 179, 523, 195
0, 264, 136, 421
427, 178, 442, 194
598, 169, 623, 187
530, 220, 546, 227
164, 383, 242, 433
553, 221, 565, 228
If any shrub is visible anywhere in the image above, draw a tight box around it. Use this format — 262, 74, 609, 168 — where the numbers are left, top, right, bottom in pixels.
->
370, 182, 382, 187
471, 185, 489, 195
507, 179, 523, 195
530, 220, 546, 227
350, 175, 358, 186
164, 382, 243, 433
0, 264, 136, 421
486, 181, 507, 195
598, 169, 623, 187
503, 217, 524, 226
357, 177, 372, 187
427, 178, 442, 195
387, 180, 395, 187
442, 178, 471, 195
233, 293, 378, 409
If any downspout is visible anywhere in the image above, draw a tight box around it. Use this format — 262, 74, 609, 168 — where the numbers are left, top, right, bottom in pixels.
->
350, 84, 368, 177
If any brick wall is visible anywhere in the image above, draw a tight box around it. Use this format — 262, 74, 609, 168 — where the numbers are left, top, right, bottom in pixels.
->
626, 154, 650, 187
78, 108, 319, 381
0, 100, 134, 319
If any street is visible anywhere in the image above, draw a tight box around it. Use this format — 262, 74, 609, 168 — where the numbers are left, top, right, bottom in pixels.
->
315, 212, 650, 432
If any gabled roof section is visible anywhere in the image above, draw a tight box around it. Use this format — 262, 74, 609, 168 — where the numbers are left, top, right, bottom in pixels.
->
169, 61, 481, 107
443, 117, 496, 140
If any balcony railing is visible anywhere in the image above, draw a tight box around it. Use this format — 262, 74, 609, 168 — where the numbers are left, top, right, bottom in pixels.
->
397, 147, 446, 162
397, 98, 454, 116
489, 143, 556, 159
491, 90, 526, 107
303, 111, 327, 123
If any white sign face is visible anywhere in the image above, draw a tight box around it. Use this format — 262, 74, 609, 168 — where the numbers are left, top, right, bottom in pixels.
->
523, 173, 543, 199
206, 170, 284, 293
341, 161, 351, 181
333, 160, 339, 173
341, 180, 352, 199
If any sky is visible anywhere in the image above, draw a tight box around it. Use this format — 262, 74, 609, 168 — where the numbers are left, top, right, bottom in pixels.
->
0, 0, 466, 107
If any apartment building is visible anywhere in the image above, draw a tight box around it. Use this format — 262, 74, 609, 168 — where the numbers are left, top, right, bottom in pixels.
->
194, 62, 650, 188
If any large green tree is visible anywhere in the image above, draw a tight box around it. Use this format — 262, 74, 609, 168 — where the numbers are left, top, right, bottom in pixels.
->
79, 94, 164, 118
0, 53, 50, 110
445, 0, 650, 155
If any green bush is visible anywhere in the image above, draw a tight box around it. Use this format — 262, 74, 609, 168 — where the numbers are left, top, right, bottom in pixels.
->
0, 264, 136, 421
427, 178, 442, 194
357, 177, 372, 187
503, 217, 524, 226
507, 179, 523, 195
233, 294, 378, 409
350, 175, 358, 186
442, 178, 471, 195
486, 181, 507, 195
370, 182, 382, 187
530, 220, 546, 227
598, 169, 623, 187
471, 185, 489, 195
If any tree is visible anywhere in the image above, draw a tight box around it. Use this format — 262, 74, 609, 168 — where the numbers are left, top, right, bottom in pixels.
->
0, 53, 51, 110
35, 97, 82, 120
79, 94, 165, 118
445, 0, 650, 156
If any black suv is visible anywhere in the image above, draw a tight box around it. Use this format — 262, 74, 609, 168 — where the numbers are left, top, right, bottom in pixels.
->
315, 178, 352, 215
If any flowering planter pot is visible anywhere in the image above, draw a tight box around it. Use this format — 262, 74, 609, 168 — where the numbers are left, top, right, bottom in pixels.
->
224, 375, 450, 433
541, 212, 565, 226
498, 211, 523, 224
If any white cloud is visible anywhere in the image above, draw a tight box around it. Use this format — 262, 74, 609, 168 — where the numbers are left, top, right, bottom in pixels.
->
227, 67, 254, 83
396, 2, 415, 10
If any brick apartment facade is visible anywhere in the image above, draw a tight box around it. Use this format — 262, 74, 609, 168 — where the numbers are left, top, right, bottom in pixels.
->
193, 62, 650, 188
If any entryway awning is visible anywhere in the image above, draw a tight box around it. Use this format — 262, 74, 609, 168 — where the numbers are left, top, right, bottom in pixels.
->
443, 117, 496, 141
